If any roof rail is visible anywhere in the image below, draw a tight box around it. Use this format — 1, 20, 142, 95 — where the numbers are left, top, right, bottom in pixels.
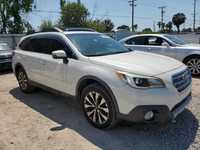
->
26, 27, 64, 35
26, 27, 95, 35
64, 28, 95, 32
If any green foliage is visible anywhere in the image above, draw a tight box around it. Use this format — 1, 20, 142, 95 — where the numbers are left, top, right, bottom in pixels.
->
60, 2, 89, 28
117, 25, 130, 31
59, 2, 114, 32
0, 0, 33, 34
39, 20, 54, 31
157, 21, 165, 32
172, 13, 186, 33
142, 28, 153, 33
85, 19, 105, 32
165, 21, 173, 33
102, 19, 114, 32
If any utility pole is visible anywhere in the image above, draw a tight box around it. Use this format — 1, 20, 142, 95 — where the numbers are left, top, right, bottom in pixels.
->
128, 0, 137, 32
193, 0, 197, 31
158, 6, 166, 32
77, 0, 81, 4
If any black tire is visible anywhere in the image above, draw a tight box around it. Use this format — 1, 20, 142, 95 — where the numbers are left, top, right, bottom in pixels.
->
16, 68, 35, 93
184, 56, 200, 76
80, 83, 117, 129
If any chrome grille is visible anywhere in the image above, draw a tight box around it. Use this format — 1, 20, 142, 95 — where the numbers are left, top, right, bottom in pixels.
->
172, 69, 192, 92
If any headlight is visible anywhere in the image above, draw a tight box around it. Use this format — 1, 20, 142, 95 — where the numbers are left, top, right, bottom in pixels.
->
116, 72, 165, 89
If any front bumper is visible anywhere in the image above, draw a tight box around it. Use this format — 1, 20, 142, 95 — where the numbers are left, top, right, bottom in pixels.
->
119, 93, 192, 123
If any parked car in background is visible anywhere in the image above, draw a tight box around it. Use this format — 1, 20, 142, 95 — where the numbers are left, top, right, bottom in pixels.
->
12, 29, 192, 129
120, 34, 200, 76
0, 43, 13, 71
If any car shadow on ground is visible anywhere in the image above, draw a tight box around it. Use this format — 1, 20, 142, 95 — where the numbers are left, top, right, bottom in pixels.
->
10, 87, 199, 150
0, 69, 12, 75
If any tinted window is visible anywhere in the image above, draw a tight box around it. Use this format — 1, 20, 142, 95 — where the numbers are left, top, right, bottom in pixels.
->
30, 38, 66, 54
19, 38, 31, 51
125, 37, 147, 45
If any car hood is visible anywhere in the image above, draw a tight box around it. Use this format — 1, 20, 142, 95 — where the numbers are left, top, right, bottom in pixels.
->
89, 51, 184, 76
179, 43, 200, 50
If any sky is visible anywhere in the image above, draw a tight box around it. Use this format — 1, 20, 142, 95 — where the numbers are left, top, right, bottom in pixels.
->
25, 0, 200, 31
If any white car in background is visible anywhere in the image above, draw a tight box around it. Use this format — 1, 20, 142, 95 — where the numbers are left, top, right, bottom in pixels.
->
120, 34, 200, 76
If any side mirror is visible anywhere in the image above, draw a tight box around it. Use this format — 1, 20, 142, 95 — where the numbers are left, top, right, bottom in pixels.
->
162, 42, 170, 48
52, 50, 67, 59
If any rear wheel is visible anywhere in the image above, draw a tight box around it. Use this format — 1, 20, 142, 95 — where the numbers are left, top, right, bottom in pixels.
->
185, 57, 200, 76
80, 83, 117, 129
16, 68, 35, 93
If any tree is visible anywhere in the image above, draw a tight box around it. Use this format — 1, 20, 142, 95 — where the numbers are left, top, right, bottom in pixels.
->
172, 13, 186, 33
85, 19, 106, 32
157, 21, 165, 32
102, 19, 114, 32
117, 25, 130, 31
142, 28, 153, 34
165, 21, 173, 33
60, 2, 89, 28
39, 20, 54, 31
0, 0, 33, 33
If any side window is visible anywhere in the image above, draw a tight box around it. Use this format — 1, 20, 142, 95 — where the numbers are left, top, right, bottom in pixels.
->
30, 38, 51, 54
19, 38, 32, 51
147, 37, 168, 46
125, 37, 147, 45
29, 38, 73, 57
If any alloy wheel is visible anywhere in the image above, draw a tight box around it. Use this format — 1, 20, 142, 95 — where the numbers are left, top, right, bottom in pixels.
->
18, 71, 28, 90
83, 91, 110, 125
186, 58, 200, 75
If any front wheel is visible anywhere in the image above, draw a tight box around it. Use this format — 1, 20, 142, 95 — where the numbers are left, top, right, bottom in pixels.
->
80, 83, 117, 129
185, 57, 200, 76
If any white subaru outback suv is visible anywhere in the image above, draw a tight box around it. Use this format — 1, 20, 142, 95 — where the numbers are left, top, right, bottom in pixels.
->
12, 28, 192, 129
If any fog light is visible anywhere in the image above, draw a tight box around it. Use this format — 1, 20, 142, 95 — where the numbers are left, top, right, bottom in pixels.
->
144, 111, 154, 121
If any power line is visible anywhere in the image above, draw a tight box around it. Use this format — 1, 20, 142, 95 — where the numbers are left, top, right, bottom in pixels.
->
128, 0, 137, 32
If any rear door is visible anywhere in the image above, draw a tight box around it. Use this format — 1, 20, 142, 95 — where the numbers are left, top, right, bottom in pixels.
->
17, 37, 45, 83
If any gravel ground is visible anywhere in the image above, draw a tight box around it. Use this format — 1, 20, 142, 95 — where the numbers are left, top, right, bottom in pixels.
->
0, 72, 200, 150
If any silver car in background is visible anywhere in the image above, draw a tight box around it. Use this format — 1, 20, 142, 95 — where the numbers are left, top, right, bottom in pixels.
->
0, 43, 13, 71
120, 34, 200, 76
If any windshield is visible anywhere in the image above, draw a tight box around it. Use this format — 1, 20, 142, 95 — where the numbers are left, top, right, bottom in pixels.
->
164, 35, 186, 45
0, 44, 11, 51
66, 33, 131, 56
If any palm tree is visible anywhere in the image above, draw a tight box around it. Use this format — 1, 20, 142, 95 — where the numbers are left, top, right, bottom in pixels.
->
172, 13, 186, 33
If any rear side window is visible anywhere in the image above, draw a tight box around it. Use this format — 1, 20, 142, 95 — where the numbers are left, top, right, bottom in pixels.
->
19, 36, 74, 58
19, 38, 32, 51
125, 37, 147, 45
24, 38, 66, 55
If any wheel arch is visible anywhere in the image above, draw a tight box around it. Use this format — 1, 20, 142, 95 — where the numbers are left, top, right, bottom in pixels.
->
76, 75, 119, 113
14, 63, 25, 76
183, 54, 200, 64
